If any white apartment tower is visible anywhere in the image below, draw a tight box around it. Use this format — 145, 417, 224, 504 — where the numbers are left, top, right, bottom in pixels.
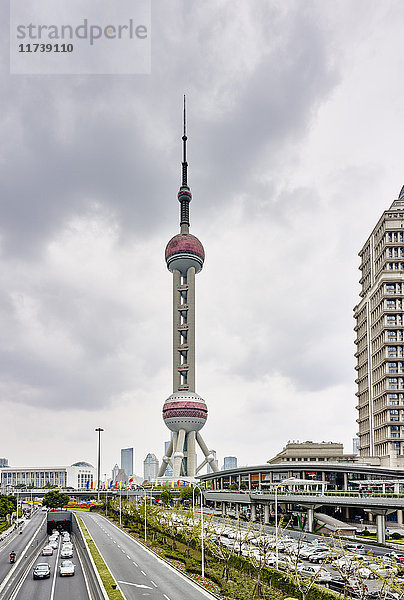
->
354, 187, 404, 466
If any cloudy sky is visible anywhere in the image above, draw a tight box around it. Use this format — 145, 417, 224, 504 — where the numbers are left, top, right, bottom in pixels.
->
1, 0, 404, 477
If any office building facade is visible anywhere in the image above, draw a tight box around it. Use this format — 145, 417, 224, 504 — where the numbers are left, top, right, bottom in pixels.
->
121, 447, 133, 479
223, 456, 238, 470
0, 461, 95, 490
354, 188, 404, 466
143, 453, 159, 482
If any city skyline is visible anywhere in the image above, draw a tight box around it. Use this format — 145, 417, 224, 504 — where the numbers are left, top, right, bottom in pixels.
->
2, 2, 404, 476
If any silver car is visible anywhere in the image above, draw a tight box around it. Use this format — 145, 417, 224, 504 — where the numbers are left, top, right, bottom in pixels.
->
59, 560, 75, 577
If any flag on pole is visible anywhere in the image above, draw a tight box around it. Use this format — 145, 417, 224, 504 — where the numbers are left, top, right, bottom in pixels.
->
86, 480, 89, 490
109, 479, 113, 489
119, 480, 122, 489
114, 481, 118, 489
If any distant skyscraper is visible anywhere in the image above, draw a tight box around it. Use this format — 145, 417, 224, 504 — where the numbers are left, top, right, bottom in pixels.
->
352, 438, 360, 456
121, 448, 133, 479
112, 463, 119, 481
144, 453, 159, 482
354, 187, 404, 466
0, 458, 9, 468
164, 441, 173, 477
223, 456, 237, 470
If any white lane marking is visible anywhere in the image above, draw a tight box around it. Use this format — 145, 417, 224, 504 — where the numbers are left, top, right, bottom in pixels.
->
113, 540, 117, 543
150, 580, 157, 587
126, 554, 131, 559
141, 570, 147, 576
117, 544, 121, 548
163, 595, 171, 600
117, 581, 152, 589
132, 561, 138, 566
50, 538, 61, 600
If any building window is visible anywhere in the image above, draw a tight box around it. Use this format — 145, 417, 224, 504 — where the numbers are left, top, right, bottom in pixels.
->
389, 378, 399, 389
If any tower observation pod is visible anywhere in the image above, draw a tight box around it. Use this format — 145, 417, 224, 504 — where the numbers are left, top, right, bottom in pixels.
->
158, 99, 219, 480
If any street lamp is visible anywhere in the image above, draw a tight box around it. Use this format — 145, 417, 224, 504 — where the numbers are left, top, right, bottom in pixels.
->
95, 428, 104, 502
272, 477, 295, 570
192, 483, 205, 579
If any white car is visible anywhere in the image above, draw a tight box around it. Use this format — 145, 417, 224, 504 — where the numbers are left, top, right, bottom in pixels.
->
59, 560, 75, 577
48, 540, 58, 550
62, 542, 73, 549
61, 547, 73, 559
41, 546, 53, 556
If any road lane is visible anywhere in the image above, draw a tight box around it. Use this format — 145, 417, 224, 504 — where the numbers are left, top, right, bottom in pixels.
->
3, 529, 90, 600
79, 511, 217, 600
0, 510, 46, 589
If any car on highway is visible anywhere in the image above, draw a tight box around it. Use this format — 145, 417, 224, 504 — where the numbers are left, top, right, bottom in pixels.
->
48, 539, 58, 549
62, 541, 73, 550
61, 547, 73, 558
41, 546, 53, 556
33, 563, 51, 580
59, 560, 75, 577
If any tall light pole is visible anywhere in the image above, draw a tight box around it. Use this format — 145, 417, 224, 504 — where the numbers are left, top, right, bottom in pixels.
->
192, 483, 205, 579
95, 428, 104, 502
273, 477, 295, 570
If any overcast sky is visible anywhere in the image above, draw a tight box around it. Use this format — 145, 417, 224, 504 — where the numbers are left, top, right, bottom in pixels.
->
1, 0, 404, 478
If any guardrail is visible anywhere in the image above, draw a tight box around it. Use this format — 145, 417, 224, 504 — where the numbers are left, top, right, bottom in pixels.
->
208, 489, 404, 499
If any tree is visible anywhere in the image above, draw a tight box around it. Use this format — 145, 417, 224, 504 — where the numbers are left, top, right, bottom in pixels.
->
0, 495, 16, 519
159, 490, 173, 505
42, 491, 70, 510
179, 487, 194, 503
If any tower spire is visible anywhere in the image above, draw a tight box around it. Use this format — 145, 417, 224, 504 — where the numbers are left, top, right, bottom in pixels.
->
178, 95, 192, 233
182, 94, 188, 187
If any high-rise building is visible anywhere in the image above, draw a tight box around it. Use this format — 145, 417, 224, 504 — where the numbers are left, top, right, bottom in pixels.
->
352, 438, 360, 456
111, 463, 119, 481
0, 458, 9, 468
157, 100, 219, 480
144, 453, 159, 482
121, 447, 133, 479
354, 188, 404, 466
223, 456, 238, 470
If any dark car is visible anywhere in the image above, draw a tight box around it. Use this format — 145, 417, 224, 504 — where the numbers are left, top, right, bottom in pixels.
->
33, 563, 51, 580
326, 577, 368, 597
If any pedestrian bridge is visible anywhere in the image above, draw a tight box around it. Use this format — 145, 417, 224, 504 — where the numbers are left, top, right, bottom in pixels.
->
203, 490, 404, 543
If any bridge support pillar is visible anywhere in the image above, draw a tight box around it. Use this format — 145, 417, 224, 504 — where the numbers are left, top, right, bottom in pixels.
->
307, 507, 314, 533
235, 503, 239, 518
251, 504, 256, 522
398, 510, 403, 526
264, 504, 270, 524
376, 513, 386, 544
222, 502, 227, 516
365, 508, 395, 544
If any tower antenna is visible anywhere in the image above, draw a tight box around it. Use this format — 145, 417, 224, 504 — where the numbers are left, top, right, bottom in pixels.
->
182, 94, 188, 187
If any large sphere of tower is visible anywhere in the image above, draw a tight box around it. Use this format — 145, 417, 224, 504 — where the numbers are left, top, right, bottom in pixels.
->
162, 391, 208, 432
165, 233, 205, 275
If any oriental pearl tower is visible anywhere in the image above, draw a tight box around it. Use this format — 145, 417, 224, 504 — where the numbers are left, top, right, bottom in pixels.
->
157, 99, 219, 480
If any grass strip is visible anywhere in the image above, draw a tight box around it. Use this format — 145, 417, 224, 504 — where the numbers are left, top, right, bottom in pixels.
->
76, 514, 125, 600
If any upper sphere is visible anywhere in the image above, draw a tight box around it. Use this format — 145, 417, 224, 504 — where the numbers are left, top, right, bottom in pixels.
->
165, 233, 205, 274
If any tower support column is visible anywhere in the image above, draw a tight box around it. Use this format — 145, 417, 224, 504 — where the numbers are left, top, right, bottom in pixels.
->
173, 429, 186, 479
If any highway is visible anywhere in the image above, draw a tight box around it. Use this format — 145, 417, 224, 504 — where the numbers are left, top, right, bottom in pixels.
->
0, 514, 91, 600
79, 511, 217, 600
0, 509, 46, 591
